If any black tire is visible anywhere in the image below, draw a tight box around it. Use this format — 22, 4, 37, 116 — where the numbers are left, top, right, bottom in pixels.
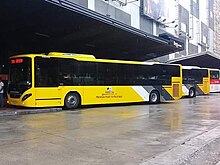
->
64, 92, 80, 110
149, 91, 160, 104
189, 88, 195, 98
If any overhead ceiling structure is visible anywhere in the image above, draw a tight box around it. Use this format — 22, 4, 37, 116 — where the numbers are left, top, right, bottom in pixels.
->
167, 51, 220, 69
0, 0, 184, 63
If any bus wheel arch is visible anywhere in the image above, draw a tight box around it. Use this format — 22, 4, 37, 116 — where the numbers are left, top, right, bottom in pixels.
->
149, 90, 160, 104
64, 92, 81, 110
189, 88, 196, 98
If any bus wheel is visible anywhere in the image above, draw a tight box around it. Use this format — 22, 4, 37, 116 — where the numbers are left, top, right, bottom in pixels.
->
64, 93, 80, 110
189, 88, 195, 98
149, 91, 160, 103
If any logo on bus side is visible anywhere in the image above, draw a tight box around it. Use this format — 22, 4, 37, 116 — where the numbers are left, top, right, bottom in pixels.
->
96, 87, 122, 99
106, 87, 113, 94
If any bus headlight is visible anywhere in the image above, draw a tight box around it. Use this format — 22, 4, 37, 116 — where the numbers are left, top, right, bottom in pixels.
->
22, 93, 32, 101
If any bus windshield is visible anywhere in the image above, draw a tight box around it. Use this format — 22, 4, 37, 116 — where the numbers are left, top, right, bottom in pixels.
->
8, 57, 32, 96
210, 70, 219, 79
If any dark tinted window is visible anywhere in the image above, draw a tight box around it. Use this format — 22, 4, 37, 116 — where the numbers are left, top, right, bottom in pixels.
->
200, 69, 208, 77
78, 62, 97, 85
35, 57, 59, 87
8, 57, 32, 95
210, 70, 219, 79
97, 63, 118, 85
9, 57, 31, 85
59, 59, 80, 85
35, 57, 180, 86
183, 68, 208, 84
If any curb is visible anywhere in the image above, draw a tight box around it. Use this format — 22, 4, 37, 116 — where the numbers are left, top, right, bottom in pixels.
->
141, 124, 220, 165
0, 108, 63, 117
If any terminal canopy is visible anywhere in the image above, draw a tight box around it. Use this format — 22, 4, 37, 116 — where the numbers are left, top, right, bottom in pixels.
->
0, 0, 184, 62
167, 51, 220, 69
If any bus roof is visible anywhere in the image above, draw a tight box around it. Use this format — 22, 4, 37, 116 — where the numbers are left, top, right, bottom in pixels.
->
206, 68, 220, 71
10, 52, 180, 66
182, 66, 201, 69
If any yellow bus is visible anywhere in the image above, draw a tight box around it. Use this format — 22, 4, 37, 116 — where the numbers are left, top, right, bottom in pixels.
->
182, 66, 210, 98
7, 52, 182, 109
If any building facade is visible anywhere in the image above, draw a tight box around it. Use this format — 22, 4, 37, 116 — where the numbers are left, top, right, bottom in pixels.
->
214, 0, 220, 56
57, 0, 215, 62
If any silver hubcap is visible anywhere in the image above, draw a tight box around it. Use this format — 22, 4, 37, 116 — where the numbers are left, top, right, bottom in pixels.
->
67, 95, 77, 106
190, 90, 194, 97
151, 93, 158, 102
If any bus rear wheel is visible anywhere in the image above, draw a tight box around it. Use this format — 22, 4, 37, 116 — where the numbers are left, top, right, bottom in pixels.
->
189, 88, 196, 98
149, 91, 160, 104
64, 92, 80, 110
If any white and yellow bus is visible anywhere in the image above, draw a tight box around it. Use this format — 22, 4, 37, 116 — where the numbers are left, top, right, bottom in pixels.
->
7, 52, 182, 109
182, 66, 210, 97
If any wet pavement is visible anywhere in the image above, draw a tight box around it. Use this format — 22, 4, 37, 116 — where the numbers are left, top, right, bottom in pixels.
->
0, 106, 62, 116
0, 94, 220, 165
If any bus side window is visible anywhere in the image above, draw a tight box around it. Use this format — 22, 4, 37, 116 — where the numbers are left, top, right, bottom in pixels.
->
59, 61, 81, 85
97, 63, 118, 85
78, 62, 96, 85
35, 57, 59, 87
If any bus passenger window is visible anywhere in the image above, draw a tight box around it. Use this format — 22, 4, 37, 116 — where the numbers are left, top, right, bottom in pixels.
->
35, 57, 59, 87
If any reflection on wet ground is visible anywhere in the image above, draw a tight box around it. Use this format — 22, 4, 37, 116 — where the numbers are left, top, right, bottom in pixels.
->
0, 94, 220, 164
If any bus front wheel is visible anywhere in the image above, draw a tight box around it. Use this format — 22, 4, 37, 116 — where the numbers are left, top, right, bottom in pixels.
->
189, 88, 196, 98
149, 91, 160, 104
64, 92, 80, 110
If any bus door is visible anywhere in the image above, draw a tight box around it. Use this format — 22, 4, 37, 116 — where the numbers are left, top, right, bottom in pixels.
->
201, 80, 209, 94
203, 71, 210, 94
34, 57, 62, 107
